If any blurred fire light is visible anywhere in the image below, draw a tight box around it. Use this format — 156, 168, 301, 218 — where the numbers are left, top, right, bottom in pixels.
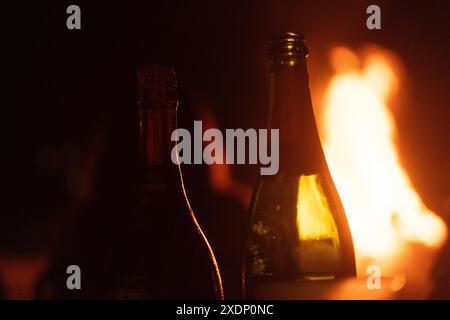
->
319, 46, 447, 277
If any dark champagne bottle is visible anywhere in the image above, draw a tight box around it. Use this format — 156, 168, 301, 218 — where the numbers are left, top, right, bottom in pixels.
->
244, 33, 356, 298
116, 65, 223, 299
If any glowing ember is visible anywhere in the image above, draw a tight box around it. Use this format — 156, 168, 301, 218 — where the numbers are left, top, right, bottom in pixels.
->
319, 46, 447, 275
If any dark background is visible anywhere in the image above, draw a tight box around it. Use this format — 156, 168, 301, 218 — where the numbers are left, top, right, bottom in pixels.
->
2, 0, 450, 298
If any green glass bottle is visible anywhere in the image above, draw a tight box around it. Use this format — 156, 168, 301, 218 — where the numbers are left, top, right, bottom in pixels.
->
244, 33, 356, 299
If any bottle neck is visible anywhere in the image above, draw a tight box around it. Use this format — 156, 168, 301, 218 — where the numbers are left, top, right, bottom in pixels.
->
268, 61, 326, 172
138, 106, 179, 186
137, 65, 180, 186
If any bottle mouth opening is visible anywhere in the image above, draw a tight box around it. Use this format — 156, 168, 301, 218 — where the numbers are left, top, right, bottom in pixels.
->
268, 32, 309, 60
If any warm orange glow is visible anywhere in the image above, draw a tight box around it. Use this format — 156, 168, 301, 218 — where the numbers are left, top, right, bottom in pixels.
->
319, 45, 447, 276
296, 174, 339, 242
296, 174, 341, 275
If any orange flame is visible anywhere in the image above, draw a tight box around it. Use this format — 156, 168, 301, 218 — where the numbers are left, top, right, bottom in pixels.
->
319, 46, 447, 277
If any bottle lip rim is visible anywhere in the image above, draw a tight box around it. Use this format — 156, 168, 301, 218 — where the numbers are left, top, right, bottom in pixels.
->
271, 32, 305, 41
268, 32, 308, 59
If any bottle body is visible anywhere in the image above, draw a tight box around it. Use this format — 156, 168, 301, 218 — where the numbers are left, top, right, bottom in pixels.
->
245, 170, 355, 298
121, 181, 221, 299
244, 33, 355, 299
115, 65, 223, 299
